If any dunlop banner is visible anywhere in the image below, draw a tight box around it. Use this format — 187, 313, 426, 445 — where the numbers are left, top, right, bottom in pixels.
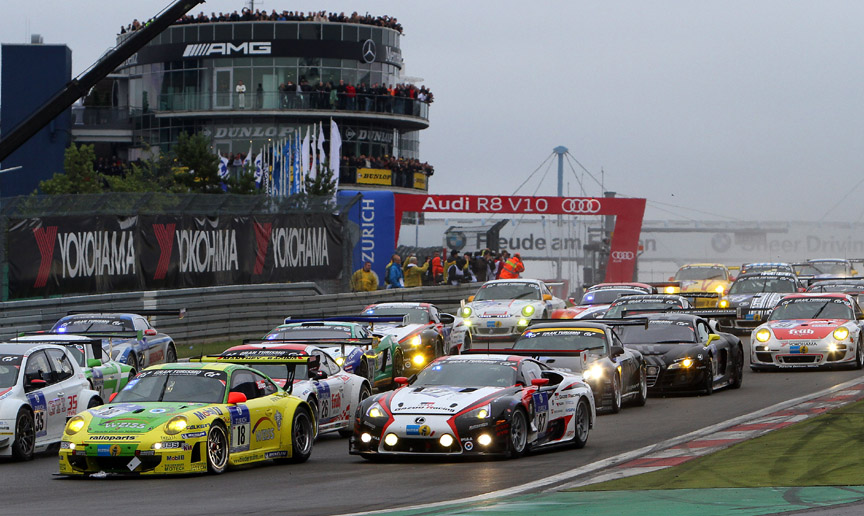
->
8, 214, 343, 298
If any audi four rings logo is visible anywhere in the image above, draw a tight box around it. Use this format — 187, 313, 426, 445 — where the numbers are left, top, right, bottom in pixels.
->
414, 417, 426, 424
611, 251, 635, 261
362, 39, 377, 63
561, 199, 602, 214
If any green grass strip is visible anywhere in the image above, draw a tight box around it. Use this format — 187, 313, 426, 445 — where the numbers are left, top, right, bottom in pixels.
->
571, 399, 864, 491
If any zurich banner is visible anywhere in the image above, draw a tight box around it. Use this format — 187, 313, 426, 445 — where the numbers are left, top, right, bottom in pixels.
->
338, 190, 395, 287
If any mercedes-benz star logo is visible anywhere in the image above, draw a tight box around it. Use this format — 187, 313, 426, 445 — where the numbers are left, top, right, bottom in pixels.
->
414, 417, 426, 424
362, 39, 377, 63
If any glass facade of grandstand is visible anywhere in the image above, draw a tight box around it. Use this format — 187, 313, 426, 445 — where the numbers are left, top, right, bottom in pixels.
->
79, 20, 430, 191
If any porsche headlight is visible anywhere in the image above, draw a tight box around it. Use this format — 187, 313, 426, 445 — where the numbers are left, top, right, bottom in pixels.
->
755, 328, 771, 343
66, 416, 86, 435
366, 402, 387, 419
335, 356, 345, 366
164, 416, 188, 435
522, 305, 536, 317
461, 306, 473, 318
517, 318, 530, 327
409, 335, 422, 347
833, 327, 850, 341
582, 364, 603, 381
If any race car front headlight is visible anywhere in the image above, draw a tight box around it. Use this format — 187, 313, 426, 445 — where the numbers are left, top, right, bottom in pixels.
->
65, 416, 86, 435
335, 356, 345, 366
464, 404, 491, 420
409, 335, 422, 347
439, 434, 454, 447
755, 328, 771, 343
164, 416, 188, 435
517, 318, 530, 327
715, 285, 725, 294
719, 299, 729, 309
833, 327, 850, 341
669, 357, 694, 369
366, 402, 387, 419
582, 364, 603, 381
828, 343, 838, 352
412, 354, 425, 366
664, 286, 677, 294
461, 306, 473, 318
522, 305, 536, 317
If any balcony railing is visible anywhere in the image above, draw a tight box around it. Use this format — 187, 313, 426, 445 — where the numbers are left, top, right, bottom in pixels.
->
339, 165, 428, 191
155, 91, 429, 119
71, 106, 137, 129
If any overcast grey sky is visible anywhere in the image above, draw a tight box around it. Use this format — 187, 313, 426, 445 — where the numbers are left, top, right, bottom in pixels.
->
2, 1, 863, 223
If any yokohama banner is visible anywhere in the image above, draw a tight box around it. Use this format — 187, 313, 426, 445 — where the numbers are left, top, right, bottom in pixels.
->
8, 214, 342, 298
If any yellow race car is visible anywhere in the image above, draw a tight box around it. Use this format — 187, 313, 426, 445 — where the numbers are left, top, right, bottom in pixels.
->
59, 360, 315, 476
665, 263, 735, 308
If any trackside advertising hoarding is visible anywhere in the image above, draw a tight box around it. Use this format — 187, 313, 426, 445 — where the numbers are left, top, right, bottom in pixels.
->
8, 214, 342, 298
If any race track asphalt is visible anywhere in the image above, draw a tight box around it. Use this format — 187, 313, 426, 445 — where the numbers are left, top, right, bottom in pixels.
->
3, 337, 863, 516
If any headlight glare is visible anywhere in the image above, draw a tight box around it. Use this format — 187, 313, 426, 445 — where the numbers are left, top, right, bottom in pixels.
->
681, 358, 694, 368
833, 327, 850, 340
412, 354, 425, 366
366, 402, 386, 419
522, 305, 536, 317
66, 416, 85, 435
719, 299, 729, 308
164, 416, 188, 435
335, 356, 345, 366
461, 306, 473, 318
465, 404, 491, 420
409, 335, 422, 347
439, 434, 454, 447
755, 328, 771, 342
582, 364, 603, 381
384, 433, 398, 446
715, 285, 725, 294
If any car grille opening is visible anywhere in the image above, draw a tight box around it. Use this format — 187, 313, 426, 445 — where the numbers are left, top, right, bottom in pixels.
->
779, 355, 819, 364
755, 352, 774, 363
382, 438, 461, 454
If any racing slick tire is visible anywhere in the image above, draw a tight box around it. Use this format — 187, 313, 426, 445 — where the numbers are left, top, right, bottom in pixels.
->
356, 358, 370, 383
632, 366, 648, 407
854, 338, 864, 370
572, 398, 591, 449
455, 334, 470, 354
127, 352, 142, 372
339, 384, 372, 438
206, 422, 230, 474
307, 396, 320, 440
608, 373, 622, 413
87, 396, 103, 409
702, 362, 714, 396
11, 408, 35, 461
508, 408, 529, 459
282, 407, 314, 464
730, 347, 744, 389
166, 344, 177, 363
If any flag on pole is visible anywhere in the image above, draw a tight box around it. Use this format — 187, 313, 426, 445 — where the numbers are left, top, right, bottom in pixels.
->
271, 142, 280, 196
329, 118, 342, 189
254, 152, 263, 188
317, 121, 326, 174
218, 152, 229, 180
243, 142, 253, 168
294, 131, 302, 194
302, 126, 312, 181
310, 125, 318, 181
283, 139, 291, 196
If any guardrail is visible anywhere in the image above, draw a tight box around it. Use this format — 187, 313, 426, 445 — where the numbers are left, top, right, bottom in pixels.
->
0, 282, 476, 345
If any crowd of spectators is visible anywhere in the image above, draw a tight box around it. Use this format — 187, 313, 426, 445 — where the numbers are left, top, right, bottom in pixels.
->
122, 9, 402, 34
94, 157, 129, 176
353, 249, 524, 291
274, 80, 433, 112
342, 155, 433, 176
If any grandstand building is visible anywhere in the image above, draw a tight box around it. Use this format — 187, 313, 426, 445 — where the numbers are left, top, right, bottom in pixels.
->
72, 17, 431, 193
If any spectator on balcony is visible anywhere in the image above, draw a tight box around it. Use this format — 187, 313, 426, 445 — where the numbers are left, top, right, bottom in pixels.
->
336, 80, 347, 110
358, 83, 372, 111
235, 80, 246, 109
351, 261, 379, 292
256, 83, 264, 109
328, 82, 338, 109
345, 83, 357, 111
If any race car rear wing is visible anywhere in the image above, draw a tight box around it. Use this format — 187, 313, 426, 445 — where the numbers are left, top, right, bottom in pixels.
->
244, 337, 377, 357
462, 348, 589, 372
283, 315, 406, 329
67, 308, 186, 319
677, 292, 721, 299
619, 307, 733, 318
192, 351, 320, 395
9, 333, 104, 360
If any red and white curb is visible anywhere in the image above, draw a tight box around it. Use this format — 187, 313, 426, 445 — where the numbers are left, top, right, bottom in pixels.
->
337, 377, 864, 515
558, 380, 864, 489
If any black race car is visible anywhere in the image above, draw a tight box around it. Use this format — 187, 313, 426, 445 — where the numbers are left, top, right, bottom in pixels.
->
602, 294, 692, 319
510, 321, 647, 414
613, 313, 744, 395
717, 271, 804, 334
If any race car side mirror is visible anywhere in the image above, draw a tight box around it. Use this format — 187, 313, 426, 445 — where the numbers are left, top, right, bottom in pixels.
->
439, 313, 455, 325
706, 334, 722, 345
28, 378, 47, 388
227, 392, 247, 405
144, 329, 157, 336
109, 393, 117, 402
543, 294, 552, 301
87, 359, 101, 368
531, 378, 549, 387
394, 377, 409, 386
467, 296, 475, 303
310, 369, 327, 381
610, 346, 625, 358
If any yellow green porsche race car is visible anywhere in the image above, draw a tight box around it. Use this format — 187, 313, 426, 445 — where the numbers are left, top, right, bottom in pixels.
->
58, 361, 315, 476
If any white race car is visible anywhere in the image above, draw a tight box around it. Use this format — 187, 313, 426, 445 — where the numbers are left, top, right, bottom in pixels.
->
350, 354, 595, 459
751, 293, 864, 370
0, 342, 101, 460
215, 345, 373, 438
361, 302, 460, 363
458, 279, 566, 347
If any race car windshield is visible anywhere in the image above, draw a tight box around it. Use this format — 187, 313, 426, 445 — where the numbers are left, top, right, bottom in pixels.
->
605, 302, 681, 318
0, 355, 22, 388
113, 372, 226, 404
514, 330, 607, 355
52, 318, 133, 333
769, 300, 853, 321
267, 327, 352, 339
798, 262, 849, 276
413, 361, 518, 387
363, 307, 430, 324
616, 322, 697, 344
475, 284, 540, 301
674, 267, 726, 281
581, 289, 645, 305
743, 264, 793, 274
729, 278, 797, 295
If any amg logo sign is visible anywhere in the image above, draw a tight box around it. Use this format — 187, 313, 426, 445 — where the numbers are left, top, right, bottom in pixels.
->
183, 42, 272, 57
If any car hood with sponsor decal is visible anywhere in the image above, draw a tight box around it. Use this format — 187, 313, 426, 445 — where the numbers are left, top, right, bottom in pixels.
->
84, 402, 212, 434
468, 300, 537, 317
764, 319, 846, 340
623, 342, 704, 367
387, 385, 505, 415
369, 323, 427, 342
727, 292, 786, 309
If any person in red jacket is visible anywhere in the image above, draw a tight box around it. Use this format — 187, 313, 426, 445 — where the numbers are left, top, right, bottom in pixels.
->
431, 252, 444, 284
499, 253, 525, 279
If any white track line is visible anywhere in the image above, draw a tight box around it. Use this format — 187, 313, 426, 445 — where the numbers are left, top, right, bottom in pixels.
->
334, 376, 864, 516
